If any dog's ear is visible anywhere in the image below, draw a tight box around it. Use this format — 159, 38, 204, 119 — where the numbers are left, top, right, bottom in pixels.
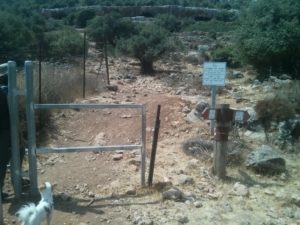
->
38, 183, 47, 192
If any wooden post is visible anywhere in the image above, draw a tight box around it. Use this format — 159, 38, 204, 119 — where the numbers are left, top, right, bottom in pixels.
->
213, 104, 233, 180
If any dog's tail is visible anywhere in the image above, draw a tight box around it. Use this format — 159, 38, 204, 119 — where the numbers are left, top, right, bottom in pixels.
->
16, 203, 36, 222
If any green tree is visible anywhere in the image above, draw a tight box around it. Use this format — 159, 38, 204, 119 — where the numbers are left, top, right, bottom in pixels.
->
44, 27, 84, 59
235, 0, 300, 78
117, 23, 175, 74
75, 9, 96, 28
154, 14, 182, 32
0, 11, 34, 63
87, 13, 136, 46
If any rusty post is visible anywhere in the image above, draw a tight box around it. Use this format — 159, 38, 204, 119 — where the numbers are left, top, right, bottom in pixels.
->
148, 105, 161, 187
213, 104, 233, 180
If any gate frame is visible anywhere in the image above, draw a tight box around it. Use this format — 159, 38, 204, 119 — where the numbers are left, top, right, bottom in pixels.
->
24, 61, 146, 196
1, 61, 23, 223
1, 62, 23, 197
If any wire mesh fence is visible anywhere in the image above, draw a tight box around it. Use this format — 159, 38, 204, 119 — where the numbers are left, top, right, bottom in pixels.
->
2, 30, 110, 104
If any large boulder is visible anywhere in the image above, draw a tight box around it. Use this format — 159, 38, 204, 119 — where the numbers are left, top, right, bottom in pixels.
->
245, 145, 286, 174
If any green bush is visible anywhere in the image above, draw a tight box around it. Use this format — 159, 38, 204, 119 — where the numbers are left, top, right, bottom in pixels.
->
0, 11, 34, 63
75, 10, 96, 28
274, 81, 300, 114
211, 44, 240, 68
44, 28, 84, 59
87, 13, 136, 46
184, 19, 237, 33
117, 23, 176, 74
154, 14, 182, 32
235, 0, 300, 78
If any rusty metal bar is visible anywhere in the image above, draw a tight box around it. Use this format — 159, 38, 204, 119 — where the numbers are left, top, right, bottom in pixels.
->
148, 105, 161, 187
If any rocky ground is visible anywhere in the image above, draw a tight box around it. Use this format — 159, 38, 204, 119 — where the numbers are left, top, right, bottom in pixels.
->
2, 34, 300, 225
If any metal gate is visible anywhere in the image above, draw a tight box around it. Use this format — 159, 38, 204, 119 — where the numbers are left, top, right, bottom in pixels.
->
24, 61, 147, 195
5, 61, 146, 197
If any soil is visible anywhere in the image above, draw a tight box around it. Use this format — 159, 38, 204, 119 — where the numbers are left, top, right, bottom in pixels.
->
2, 46, 300, 225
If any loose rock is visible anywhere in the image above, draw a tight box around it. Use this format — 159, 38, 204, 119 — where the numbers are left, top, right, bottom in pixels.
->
245, 145, 286, 174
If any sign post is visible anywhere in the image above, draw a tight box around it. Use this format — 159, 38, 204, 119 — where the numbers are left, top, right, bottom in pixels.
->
202, 62, 226, 135
202, 105, 250, 179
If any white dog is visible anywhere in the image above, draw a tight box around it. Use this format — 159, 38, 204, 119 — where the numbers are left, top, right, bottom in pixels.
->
16, 182, 55, 225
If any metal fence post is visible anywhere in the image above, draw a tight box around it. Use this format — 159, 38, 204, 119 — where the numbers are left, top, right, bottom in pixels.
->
141, 105, 146, 186
25, 61, 39, 196
7, 61, 22, 198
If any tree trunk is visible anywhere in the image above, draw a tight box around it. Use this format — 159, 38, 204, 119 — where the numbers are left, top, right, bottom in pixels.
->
140, 60, 154, 75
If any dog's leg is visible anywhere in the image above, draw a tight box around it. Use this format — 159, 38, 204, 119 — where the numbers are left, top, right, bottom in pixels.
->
46, 213, 52, 225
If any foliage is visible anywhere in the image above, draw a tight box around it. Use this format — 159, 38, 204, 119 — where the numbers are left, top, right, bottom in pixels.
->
87, 13, 136, 46
235, 0, 300, 79
184, 19, 237, 33
0, 11, 34, 63
154, 14, 182, 32
117, 23, 176, 74
274, 81, 300, 114
211, 43, 240, 67
44, 27, 84, 59
255, 95, 295, 135
72, 9, 96, 28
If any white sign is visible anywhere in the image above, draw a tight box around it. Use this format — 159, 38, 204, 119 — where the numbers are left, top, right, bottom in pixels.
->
209, 109, 216, 120
203, 62, 226, 86
234, 111, 244, 122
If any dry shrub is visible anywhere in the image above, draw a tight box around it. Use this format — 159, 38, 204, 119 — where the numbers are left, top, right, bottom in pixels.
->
274, 80, 300, 114
34, 61, 83, 103
255, 97, 295, 132
182, 138, 213, 160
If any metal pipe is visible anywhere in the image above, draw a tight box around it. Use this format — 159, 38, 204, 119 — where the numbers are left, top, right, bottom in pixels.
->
25, 61, 39, 196
0, 63, 8, 69
8, 61, 22, 198
141, 106, 146, 186
36, 144, 142, 154
34, 103, 143, 109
